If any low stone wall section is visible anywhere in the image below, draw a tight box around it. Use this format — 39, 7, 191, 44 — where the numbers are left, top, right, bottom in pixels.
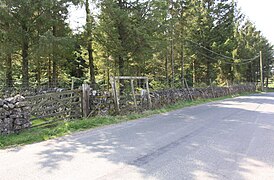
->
0, 95, 31, 135
91, 84, 256, 115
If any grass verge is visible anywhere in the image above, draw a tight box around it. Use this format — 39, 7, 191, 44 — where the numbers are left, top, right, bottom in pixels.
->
0, 92, 256, 149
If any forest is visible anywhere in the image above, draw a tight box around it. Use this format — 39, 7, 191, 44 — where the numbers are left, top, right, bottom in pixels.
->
0, 0, 273, 91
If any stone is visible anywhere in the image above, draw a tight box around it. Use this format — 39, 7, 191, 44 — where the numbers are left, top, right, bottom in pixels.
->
14, 118, 24, 125
10, 114, 20, 119
6, 97, 16, 104
15, 102, 27, 108
14, 95, 25, 102
14, 125, 22, 130
8, 103, 15, 109
3, 104, 9, 110
0, 95, 31, 135
0, 99, 3, 107
23, 122, 31, 128
22, 106, 31, 111
4, 118, 13, 124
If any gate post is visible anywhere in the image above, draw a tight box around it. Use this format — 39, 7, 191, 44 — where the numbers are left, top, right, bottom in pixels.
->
145, 78, 152, 109
82, 84, 90, 118
110, 77, 120, 113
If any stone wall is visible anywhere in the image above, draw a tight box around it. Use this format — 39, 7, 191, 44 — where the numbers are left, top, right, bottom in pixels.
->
0, 84, 256, 135
0, 95, 31, 135
149, 84, 256, 110
90, 84, 256, 115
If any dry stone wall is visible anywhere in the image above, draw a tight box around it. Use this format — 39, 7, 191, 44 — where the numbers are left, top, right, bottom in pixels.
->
0, 84, 256, 135
91, 84, 256, 115
0, 95, 31, 135
149, 84, 256, 110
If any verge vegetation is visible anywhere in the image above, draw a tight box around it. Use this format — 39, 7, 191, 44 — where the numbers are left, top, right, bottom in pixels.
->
0, 92, 256, 149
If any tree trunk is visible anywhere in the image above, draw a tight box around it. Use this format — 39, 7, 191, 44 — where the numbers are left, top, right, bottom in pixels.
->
87, 41, 96, 88
265, 55, 270, 88
165, 49, 169, 86
107, 67, 110, 90
170, 0, 175, 88
52, 25, 58, 87
36, 59, 41, 86
171, 38, 175, 87
179, 1, 186, 88
250, 62, 254, 82
266, 74, 269, 88
256, 65, 260, 83
117, 0, 126, 93
22, 24, 29, 88
118, 55, 124, 93
86, 0, 96, 89
117, 0, 125, 77
206, 59, 211, 85
6, 54, 13, 87
181, 44, 185, 88
48, 56, 52, 87
52, 57, 57, 87
193, 58, 196, 87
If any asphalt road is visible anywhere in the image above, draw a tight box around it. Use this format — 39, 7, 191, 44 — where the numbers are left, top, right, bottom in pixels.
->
1, 93, 274, 180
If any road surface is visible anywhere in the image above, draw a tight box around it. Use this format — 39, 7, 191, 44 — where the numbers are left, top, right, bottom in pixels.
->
1, 93, 274, 180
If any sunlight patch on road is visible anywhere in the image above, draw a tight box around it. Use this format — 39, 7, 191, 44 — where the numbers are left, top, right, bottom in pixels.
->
238, 157, 274, 180
212, 100, 274, 114
192, 170, 218, 180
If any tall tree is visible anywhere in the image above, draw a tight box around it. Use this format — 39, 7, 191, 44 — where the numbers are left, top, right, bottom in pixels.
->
83, 0, 96, 88
1, 0, 47, 87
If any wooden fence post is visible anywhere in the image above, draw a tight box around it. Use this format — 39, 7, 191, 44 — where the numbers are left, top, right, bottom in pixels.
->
71, 77, 75, 90
184, 79, 193, 101
110, 77, 120, 113
145, 78, 152, 109
210, 79, 215, 98
82, 84, 90, 118
131, 79, 138, 110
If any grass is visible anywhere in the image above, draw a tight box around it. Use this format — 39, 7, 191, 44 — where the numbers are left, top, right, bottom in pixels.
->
0, 92, 256, 149
266, 88, 274, 92
269, 83, 274, 88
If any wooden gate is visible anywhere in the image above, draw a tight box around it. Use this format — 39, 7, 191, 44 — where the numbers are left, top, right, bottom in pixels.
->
25, 89, 82, 127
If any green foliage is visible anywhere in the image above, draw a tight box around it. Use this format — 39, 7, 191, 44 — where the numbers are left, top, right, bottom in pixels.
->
0, 0, 273, 89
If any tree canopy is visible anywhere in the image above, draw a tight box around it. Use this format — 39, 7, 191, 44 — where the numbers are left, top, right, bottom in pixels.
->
0, 0, 273, 90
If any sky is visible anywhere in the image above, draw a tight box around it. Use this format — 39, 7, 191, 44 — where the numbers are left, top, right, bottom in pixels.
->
237, 0, 274, 44
68, 0, 274, 45
67, 5, 86, 32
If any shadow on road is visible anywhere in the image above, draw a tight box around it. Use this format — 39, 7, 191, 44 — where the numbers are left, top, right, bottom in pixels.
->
35, 92, 274, 179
